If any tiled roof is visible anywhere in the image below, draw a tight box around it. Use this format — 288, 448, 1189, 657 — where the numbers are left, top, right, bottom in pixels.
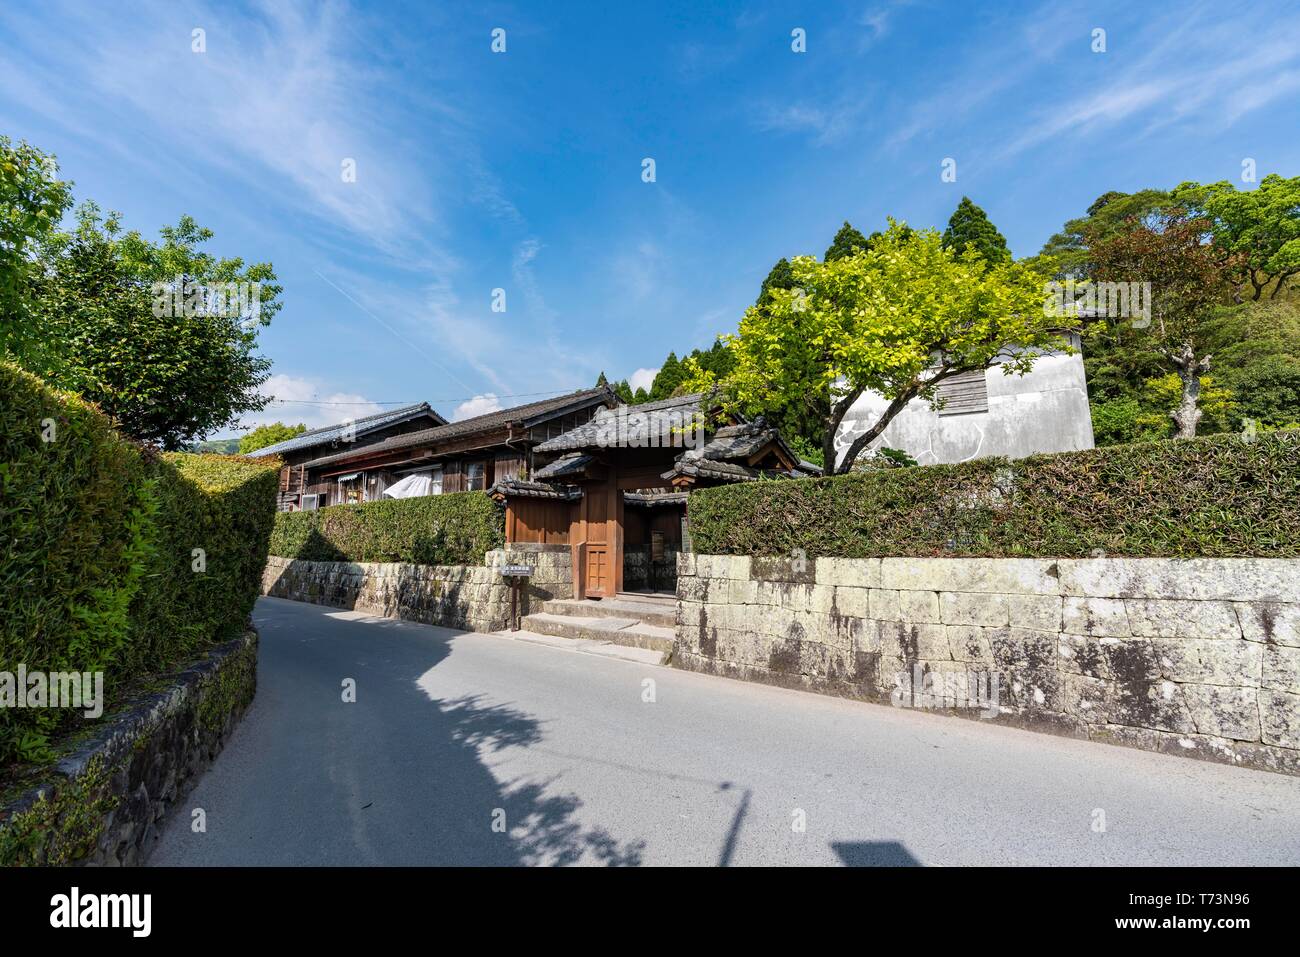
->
488, 479, 582, 501
533, 452, 595, 480
534, 393, 704, 453
300, 386, 616, 469
246, 403, 444, 458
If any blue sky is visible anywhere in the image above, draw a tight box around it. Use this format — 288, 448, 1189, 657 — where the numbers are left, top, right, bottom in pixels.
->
3, 0, 1298, 436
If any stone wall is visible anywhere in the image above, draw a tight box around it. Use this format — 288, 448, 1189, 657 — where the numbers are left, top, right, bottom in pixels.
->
0, 628, 258, 865
675, 554, 1300, 775
261, 543, 573, 632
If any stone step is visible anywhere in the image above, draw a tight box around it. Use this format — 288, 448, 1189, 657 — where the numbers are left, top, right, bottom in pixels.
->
540, 597, 676, 628
520, 612, 676, 653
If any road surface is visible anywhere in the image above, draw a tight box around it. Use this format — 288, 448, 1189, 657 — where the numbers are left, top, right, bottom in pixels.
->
149, 596, 1300, 866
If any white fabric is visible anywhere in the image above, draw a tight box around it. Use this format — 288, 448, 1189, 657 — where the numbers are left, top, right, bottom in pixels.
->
382, 472, 434, 499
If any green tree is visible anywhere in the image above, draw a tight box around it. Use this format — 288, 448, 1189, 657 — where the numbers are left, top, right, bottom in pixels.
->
941, 197, 1011, 264
1087, 208, 1240, 438
0, 137, 73, 361
1032, 188, 1172, 278
824, 221, 870, 263
649, 352, 683, 400
29, 204, 282, 449
1171, 174, 1300, 300
239, 421, 306, 454
685, 220, 1069, 473
758, 257, 794, 299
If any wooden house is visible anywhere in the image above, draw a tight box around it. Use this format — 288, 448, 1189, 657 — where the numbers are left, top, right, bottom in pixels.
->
491, 393, 815, 598
274, 386, 617, 510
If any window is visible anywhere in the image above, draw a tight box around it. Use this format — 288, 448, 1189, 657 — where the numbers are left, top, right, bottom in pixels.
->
935, 370, 989, 416
302, 493, 324, 511
466, 461, 486, 491
430, 466, 443, 495
337, 472, 365, 504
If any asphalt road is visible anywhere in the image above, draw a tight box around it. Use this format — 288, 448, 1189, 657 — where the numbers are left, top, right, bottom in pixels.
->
149, 596, 1300, 866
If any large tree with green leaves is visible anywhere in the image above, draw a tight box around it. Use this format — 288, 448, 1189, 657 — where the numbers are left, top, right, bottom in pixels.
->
239, 421, 306, 454
1031, 188, 1172, 278
685, 220, 1069, 473
1087, 208, 1240, 438
1170, 173, 1300, 300
941, 197, 1011, 264
28, 204, 282, 449
0, 137, 73, 361
824, 221, 870, 263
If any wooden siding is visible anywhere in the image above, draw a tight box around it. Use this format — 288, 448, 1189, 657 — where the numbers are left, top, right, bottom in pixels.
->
506, 498, 573, 544
936, 369, 990, 415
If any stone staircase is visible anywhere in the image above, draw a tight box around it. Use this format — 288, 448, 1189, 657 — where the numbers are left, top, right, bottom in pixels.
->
519, 593, 677, 655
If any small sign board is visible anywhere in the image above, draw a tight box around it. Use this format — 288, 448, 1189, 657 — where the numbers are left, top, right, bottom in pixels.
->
500, 564, 533, 577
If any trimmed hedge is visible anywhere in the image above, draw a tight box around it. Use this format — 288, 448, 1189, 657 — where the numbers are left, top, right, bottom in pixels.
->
1, 363, 280, 767
688, 430, 1300, 559
268, 493, 505, 566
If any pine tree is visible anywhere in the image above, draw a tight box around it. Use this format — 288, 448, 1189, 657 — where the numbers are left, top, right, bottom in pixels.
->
595, 371, 609, 387
650, 352, 682, 400
758, 257, 795, 301
941, 197, 1011, 264
824, 221, 870, 262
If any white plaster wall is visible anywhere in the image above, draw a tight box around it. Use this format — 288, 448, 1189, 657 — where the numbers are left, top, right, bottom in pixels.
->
835, 343, 1095, 466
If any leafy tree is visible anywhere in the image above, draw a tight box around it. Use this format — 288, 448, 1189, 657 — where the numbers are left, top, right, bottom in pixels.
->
1032, 188, 1172, 278
1087, 208, 1240, 438
632, 386, 649, 403
612, 379, 634, 403
824, 221, 870, 263
1171, 174, 1300, 300
239, 421, 306, 454
28, 204, 281, 449
758, 257, 795, 299
649, 352, 684, 400
941, 197, 1011, 264
684, 220, 1069, 473
0, 137, 73, 361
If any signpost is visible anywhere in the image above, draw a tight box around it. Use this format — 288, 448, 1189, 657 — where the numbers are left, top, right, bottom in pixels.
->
500, 564, 532, 631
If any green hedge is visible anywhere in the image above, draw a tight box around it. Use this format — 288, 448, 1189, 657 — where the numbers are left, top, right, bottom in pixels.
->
0, 363, 279, 767
268, 493, 505, 566
688, 430, 1300, 559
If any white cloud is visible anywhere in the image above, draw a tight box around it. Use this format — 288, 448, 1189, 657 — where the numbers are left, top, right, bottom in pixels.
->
453, 394, 502, 421
628, 368, 659, 393
217, 373, 386, 435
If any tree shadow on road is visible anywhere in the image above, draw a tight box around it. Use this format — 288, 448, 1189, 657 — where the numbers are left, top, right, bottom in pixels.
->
247, 601, 645, 866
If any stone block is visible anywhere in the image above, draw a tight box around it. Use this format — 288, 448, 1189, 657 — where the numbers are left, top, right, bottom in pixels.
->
898, 590, 941, 623
1008, 594, 1063, 632
946, 625, 995, 664
815, 557, 881, 589
1238, 602, 1300, 647
869, 588, 902, 622
880, 557, 1062, 595
1124, 599, 1242, 640
1061, 597, 1131, 637
835, 586, 871, 620
940, 592, 1010, 627
1263, 644, 1300, 694
1150, 638, 1261, 688
1261, 690, 1300, 748
1181, 684, 1260, 742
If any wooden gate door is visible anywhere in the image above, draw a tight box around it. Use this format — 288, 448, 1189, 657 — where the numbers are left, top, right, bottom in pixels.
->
584, 481, 612, 597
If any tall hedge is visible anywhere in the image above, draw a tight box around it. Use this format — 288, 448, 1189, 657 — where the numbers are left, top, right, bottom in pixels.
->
0, 363, 280, 766
688, 430, 1300, 558
269, 493, 505, 566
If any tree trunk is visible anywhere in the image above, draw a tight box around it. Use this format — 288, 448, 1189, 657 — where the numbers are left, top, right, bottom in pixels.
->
821, 386, 863, 474
1169, 343, 1209, 440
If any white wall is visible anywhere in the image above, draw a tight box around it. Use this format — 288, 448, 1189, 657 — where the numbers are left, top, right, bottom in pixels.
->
834, 340, 1095, 466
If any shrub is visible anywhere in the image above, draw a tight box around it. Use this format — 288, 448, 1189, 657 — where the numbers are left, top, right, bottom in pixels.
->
268, 493, 505, 566
687, 429, 1300, 559
0, 363, 279, 767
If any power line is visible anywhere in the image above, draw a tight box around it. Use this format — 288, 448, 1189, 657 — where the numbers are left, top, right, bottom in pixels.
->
266, 388, 582, 407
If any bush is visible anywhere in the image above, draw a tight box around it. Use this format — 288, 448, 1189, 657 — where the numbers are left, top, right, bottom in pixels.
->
268, 493, 506, 566
688, 430, 1300, 559
0, 363, 279, 767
